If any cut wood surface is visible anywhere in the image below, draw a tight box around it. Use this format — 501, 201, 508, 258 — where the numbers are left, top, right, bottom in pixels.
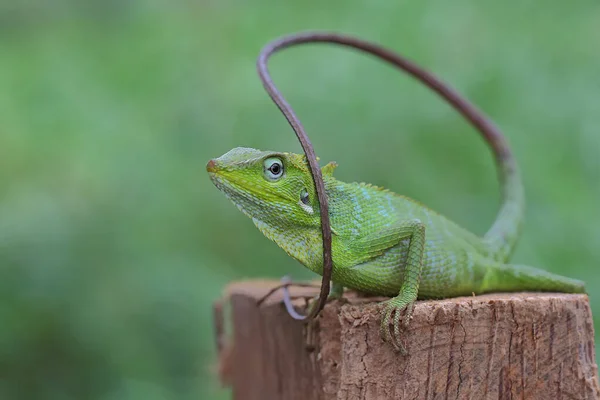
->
214, 280, 599, 400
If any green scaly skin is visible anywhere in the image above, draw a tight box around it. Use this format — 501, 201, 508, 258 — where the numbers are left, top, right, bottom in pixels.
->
207, 145, 585, 354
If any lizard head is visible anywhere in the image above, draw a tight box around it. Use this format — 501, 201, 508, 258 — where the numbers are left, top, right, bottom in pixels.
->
207, 147, 334, 230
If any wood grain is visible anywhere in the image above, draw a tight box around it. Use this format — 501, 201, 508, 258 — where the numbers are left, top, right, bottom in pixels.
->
215, 280, 599, 400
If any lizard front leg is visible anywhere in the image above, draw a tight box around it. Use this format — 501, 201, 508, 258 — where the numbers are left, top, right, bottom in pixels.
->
348, 219, 426, 354
379, 220, 426, 354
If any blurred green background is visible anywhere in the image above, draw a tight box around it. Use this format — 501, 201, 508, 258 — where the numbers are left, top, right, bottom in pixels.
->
1, 0, 599, 399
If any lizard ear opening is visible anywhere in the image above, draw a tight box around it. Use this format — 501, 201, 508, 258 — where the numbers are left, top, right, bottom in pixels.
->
322, 161, 338, 177
299, 188, 314, 214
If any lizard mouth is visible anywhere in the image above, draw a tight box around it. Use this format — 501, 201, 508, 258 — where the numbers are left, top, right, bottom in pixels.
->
206, 158, 292, 220
207, 161, 289, 203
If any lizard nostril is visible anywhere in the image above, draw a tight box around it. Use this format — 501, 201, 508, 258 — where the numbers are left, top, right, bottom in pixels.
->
206, 159, 218, 173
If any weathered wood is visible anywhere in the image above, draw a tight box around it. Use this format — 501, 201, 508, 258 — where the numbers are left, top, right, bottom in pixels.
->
215, 280, 599, 400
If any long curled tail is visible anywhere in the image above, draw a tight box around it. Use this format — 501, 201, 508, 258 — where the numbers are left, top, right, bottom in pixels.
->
256, 31, 524, 262
480, 129, 525, 262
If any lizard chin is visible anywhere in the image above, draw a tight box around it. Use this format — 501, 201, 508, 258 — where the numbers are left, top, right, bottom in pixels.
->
208, 172, 274, 225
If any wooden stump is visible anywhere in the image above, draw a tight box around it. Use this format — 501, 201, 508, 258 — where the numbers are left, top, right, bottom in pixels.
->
214, 280, 599, 400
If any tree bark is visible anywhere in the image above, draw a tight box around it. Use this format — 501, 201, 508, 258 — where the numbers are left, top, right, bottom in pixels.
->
214, 280, 599, 400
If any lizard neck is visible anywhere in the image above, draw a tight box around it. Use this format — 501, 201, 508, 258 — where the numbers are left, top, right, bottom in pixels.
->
251, 217, 324, 274
249, 176, 362, 277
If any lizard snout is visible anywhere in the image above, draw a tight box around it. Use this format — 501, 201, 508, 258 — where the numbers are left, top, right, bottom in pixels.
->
206, 159, 218, 174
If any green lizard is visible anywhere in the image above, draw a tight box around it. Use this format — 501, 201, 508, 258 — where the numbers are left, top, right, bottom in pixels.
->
206, 140, 585, 353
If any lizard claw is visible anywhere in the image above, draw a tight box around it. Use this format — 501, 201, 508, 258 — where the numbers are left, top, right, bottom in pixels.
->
379, 297, 415, 355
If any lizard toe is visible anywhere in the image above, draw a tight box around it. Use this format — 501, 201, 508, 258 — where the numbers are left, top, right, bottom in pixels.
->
380, 297, 414, 355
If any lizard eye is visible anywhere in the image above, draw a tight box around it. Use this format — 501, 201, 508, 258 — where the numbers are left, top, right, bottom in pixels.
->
300, 189, 310, 205
264, 157, 284, 180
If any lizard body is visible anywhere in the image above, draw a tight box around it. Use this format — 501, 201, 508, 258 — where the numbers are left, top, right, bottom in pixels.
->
207, 145, 584, 352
